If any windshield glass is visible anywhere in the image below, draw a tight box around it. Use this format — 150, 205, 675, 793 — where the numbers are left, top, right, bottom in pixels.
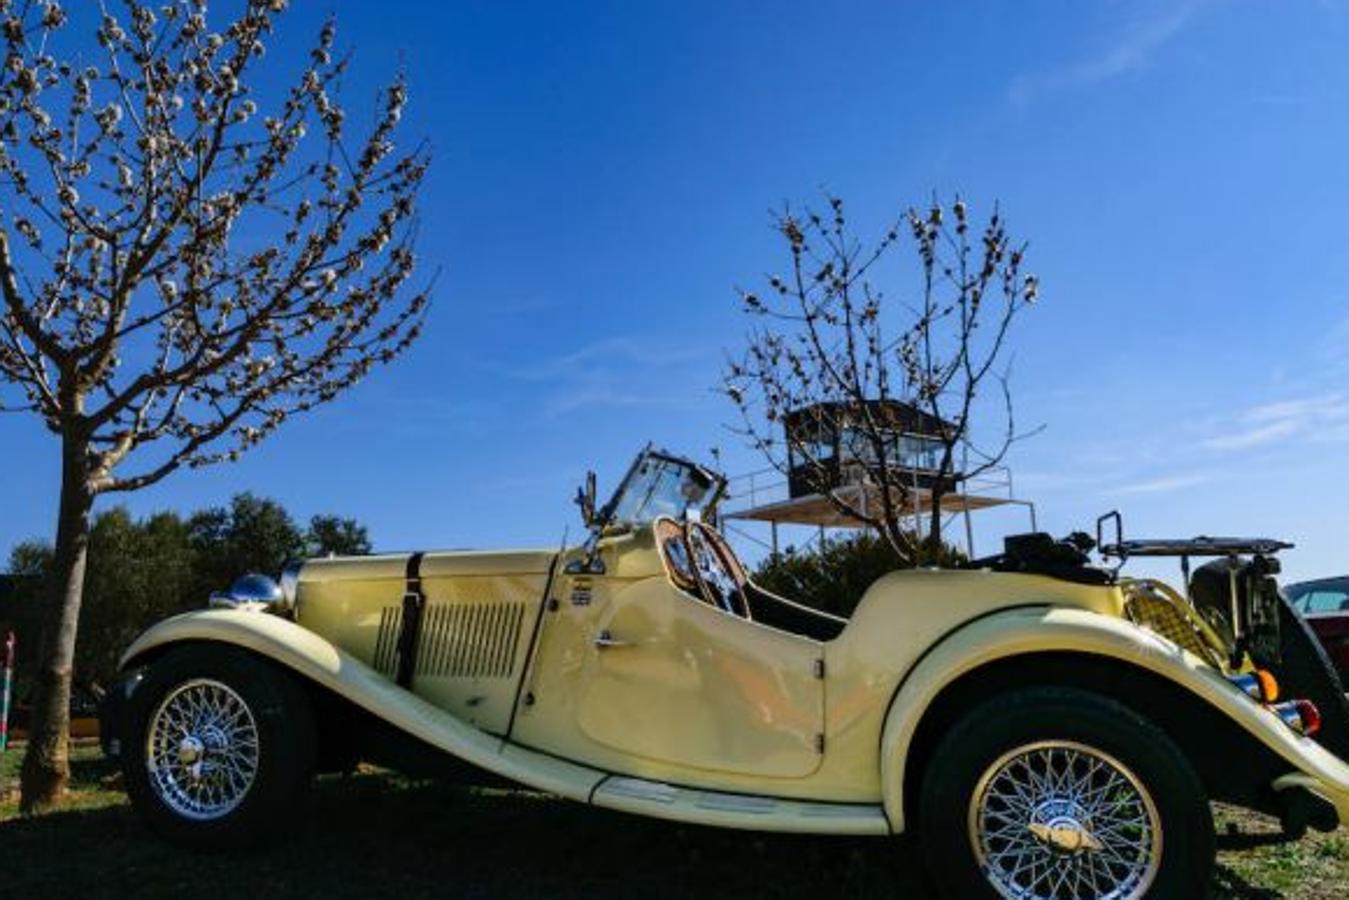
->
606, 451, 724, 526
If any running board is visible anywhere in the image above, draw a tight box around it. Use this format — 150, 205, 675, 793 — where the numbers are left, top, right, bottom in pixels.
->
589, 774, 891, 835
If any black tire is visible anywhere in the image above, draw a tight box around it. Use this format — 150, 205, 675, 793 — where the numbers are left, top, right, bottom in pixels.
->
121, 644, 316, 848
918, 687, 1214, 900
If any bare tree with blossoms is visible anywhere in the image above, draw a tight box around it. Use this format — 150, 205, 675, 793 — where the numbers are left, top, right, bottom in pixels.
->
723, 196, 1038, 565
0, 0, 432, 811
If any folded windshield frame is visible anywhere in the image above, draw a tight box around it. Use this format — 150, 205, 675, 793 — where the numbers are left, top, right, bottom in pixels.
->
600, 448, 727, 528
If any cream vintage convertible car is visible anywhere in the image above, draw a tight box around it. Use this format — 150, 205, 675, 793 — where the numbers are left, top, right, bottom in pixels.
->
102, 447, 1349, 899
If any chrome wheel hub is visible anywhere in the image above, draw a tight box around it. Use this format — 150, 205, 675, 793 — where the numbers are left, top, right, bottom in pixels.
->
146, 678, 260, 821
176, 735, 205, 767
968, 740, 1161, 899
1024, 796, 1106, 855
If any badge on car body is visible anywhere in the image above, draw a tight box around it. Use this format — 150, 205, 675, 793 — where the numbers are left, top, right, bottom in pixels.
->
571, 580, 593, 606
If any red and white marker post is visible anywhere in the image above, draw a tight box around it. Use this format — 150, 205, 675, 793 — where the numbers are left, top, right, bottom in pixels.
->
0, 631, 14, 752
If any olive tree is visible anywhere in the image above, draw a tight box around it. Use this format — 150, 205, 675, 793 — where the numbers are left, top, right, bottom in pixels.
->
0, 0, 431, 810
724, 196, 1038, 564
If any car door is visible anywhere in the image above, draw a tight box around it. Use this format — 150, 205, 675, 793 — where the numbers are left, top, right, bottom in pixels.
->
573, 577, 825, 778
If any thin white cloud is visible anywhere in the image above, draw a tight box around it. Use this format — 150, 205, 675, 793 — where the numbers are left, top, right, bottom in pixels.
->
502, 336, 708, 382
1201, 392, 1349, 451
492, 335, 716, 417
1201, 419, 1300, 451
1014, 469, 1107, 492
547, 386, 706, 417
1245, 394, 1349, 423
1080, 389, 1346, 502
1020, 315, 1348, 525
1009, 0, 1207, 107
1113, 472, 1211, 495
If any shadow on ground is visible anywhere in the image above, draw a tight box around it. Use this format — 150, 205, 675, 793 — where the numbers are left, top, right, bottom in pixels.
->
3, 766, 922, 899
0, 760, 1287, 899
1211, 865, 1284, 900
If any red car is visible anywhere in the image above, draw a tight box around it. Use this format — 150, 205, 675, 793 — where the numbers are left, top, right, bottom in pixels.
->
1286, 577, 1349, 683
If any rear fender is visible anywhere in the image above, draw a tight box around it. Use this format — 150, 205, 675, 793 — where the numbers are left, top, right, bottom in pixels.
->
880, 606, 1349, 832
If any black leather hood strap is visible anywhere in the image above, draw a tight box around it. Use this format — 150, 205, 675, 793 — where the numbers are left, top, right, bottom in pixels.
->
395, 551, 426, 688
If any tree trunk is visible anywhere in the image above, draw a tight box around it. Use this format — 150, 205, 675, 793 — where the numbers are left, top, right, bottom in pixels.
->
19, 432, 94, 813
928, 496, 943, 553
926, 481, 947, 565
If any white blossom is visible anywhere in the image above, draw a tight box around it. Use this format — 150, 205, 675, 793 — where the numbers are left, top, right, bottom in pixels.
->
95, 102, 124, 131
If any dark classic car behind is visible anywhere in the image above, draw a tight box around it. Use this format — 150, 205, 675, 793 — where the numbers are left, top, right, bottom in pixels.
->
1286, 577, 1349, 682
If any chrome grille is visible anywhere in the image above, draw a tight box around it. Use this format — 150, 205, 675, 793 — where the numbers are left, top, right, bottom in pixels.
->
372, 605, 403, 675
372, 602, 526, 679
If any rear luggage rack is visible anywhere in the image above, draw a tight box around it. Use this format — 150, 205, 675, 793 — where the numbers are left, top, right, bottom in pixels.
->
1096, 510, 1293, 561
1095, 511, 1292, 669
1101, 537, 1295, 559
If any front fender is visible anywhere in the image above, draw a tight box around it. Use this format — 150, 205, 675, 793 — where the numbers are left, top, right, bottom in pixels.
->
119, 609, 605, 803
879, 606, 1349, 832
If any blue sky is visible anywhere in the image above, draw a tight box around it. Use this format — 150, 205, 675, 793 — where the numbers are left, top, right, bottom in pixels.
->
3, 0, 1348, 583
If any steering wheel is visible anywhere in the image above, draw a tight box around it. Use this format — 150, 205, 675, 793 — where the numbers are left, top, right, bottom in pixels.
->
654, 517, 700, 593
686, 522, 751, 619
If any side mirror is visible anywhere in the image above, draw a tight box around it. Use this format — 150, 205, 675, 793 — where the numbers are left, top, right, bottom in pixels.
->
575, 471, 598, 526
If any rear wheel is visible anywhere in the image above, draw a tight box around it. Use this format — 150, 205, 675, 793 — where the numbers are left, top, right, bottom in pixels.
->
918, 687, 1213, 899
122, 644, 315, 847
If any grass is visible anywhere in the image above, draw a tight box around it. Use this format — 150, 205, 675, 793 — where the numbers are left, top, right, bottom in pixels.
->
1211, 806, 1349, 900
2, 744, 1348, 898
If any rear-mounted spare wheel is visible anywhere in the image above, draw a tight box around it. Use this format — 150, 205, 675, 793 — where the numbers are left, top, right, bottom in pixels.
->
1271, 593, 1349, 758
1191, 559, 1349, 759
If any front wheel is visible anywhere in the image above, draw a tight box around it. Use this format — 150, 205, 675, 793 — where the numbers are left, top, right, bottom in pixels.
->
918, 687, 1214, 899
121, 644, 316, 847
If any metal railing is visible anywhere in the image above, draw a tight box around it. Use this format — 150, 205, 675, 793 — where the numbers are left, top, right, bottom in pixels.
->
721, 464, 1035, 558
724, 464, 1022, 511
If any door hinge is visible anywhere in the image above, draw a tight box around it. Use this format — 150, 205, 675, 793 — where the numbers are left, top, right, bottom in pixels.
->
814, 658, 825, 679
815, 732, 825, 754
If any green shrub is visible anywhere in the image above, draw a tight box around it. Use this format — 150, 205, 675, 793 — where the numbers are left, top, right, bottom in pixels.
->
3, 495, 371, 692
753, 531, 964, 618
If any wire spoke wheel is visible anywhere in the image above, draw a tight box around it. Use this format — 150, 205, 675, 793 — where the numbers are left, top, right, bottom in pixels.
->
968, 740, 1162, 900
145, 678, 261, 821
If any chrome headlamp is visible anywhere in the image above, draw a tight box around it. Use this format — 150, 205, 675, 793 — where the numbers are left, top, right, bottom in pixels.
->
209, 573, 283, 611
